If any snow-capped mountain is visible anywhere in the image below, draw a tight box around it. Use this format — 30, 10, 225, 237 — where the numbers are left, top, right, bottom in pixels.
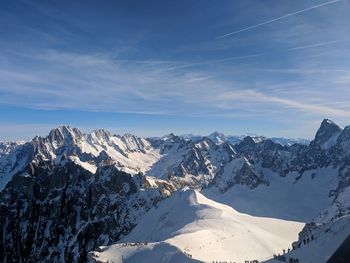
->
0, 126, 161, 191
1, 119, 350, 262
178, 131, 310, 146
207, 131, 231, 144
147, 137, 237, 188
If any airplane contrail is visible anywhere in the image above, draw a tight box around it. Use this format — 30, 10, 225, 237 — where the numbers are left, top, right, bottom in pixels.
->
157, 39, 343, 72
285, 39, 342, 51
157, 53, 266, 72
216, 0, 343, 39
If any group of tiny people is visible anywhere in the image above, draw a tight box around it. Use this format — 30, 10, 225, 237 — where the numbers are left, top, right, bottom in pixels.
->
119, 242, 148, 247
119, 233, 316, 263
273, 233, 316, 262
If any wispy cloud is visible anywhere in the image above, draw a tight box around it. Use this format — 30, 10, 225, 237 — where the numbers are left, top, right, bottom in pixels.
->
157, 39, 344, 72
1, 44, 350, 120
216, 0, 343, 39
217, 90, 350, 117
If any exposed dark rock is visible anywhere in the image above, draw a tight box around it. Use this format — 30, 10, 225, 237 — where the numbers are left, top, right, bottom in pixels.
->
0, 161, 165, 263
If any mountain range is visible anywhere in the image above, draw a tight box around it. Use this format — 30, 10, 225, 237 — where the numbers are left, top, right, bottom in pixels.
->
160, 131, 309, 146
0, 119, 349, 263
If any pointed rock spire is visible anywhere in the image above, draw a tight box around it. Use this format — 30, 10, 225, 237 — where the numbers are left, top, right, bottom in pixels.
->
311, 119, 342, 148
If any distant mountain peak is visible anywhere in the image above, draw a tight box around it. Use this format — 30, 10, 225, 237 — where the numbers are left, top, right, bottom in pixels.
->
207, 131, 227, 144
241, 135, 257, 145
160, 133, 182, 142
48, 125, 83, 144
209, 131, 225, 136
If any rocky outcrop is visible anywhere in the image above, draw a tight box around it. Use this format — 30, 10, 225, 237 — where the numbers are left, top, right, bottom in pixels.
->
0, 161, 165, 263
310, 119, 342, 149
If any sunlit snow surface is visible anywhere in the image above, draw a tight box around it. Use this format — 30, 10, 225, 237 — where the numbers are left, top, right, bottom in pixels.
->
90, 189, 304, 263
264, 215, 350, 263
204, 167, 339, 221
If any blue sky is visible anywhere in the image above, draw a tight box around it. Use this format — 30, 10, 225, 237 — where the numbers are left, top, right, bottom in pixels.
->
1, 0, 350, 140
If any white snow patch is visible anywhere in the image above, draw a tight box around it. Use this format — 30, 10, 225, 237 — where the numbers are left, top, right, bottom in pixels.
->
322, 131, 341, 149
69, 156, 97, 174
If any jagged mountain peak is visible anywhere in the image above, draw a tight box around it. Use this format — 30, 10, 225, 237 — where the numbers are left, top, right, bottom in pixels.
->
119, 133, 150, 152
236, 135, 257, 149
209, 131, 224, 135
208, 131, 225, 138
56, 125, 82, 135
88, 129, 113, 145
207, 131, 227, 144
319, 119, 342, 133
322, 118, 337, 125
48, 125, 83, 145
91, 129, 112, 140
311, 119, 342, 148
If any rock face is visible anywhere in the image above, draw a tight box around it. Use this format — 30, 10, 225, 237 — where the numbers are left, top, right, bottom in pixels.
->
310, 119, 342, 148
0, 161, 166, 263
1, 119, 350, 262
211, 157, 268, 192
0, 126, 161, 192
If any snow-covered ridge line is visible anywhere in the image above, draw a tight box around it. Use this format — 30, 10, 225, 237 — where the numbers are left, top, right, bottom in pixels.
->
0, 125, 162, 191
90, 189, 304, 263
152, 131, 310, 146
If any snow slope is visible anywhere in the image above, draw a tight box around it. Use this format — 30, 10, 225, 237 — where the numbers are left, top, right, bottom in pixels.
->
89, 242, 201, 263
205, 167, 339, 221
264, 215, 350, 263
90, 189, 304, 263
